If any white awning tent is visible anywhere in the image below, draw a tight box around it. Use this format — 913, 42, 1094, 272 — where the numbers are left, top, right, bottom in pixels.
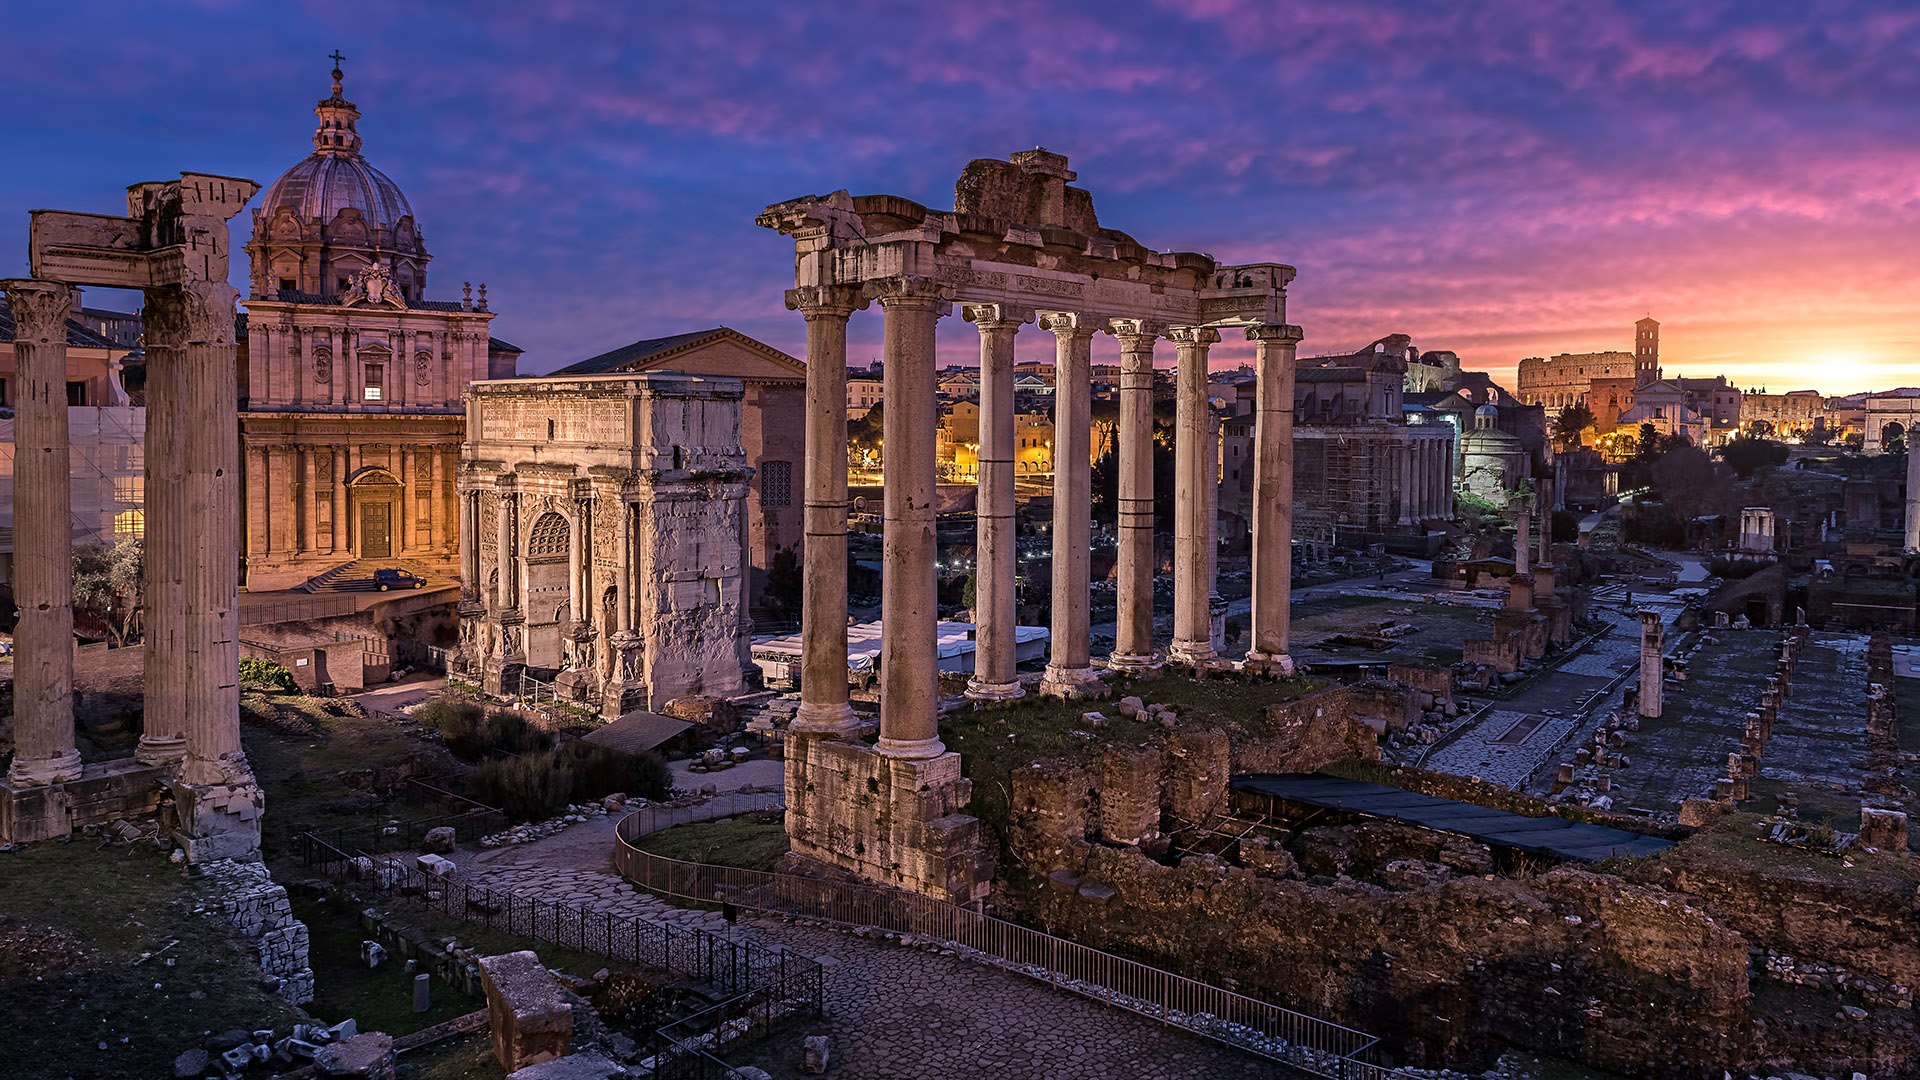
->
750, 620, 1049, 686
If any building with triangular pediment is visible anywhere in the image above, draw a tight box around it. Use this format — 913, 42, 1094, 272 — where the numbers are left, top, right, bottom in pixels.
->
237, 61, 522, 590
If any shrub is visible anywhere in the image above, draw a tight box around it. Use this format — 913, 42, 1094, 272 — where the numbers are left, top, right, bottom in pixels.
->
466, 740, 672, 822
553, 741, 672, 802
418, 698, 487, 758
483, 709, 553, 758
238, 657, 298, 693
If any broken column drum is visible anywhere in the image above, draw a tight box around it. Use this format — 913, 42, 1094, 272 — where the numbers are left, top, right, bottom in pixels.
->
1638, 610, 1664, 719
759, 149, 1299, 901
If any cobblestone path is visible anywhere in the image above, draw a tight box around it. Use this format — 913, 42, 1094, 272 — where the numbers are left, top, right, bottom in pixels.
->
447, 816, 1289, 1078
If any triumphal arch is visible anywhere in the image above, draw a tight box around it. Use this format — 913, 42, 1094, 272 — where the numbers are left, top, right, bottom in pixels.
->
758, 149, 1301, 902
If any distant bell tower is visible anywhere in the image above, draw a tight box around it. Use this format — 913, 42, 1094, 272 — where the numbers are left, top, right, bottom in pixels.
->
1635, 316, 1661, 387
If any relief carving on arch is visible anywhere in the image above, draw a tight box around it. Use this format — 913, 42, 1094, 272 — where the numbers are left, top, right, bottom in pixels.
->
415, 349, 432, 386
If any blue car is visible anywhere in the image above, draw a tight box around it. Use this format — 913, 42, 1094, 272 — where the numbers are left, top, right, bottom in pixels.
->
374, 568, 426, 591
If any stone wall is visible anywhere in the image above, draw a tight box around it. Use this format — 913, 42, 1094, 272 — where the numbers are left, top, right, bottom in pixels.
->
198, 858, 315, 1005
784, 735, 995, 905
0, 759, 168, 844
1233, 687, 1381, 774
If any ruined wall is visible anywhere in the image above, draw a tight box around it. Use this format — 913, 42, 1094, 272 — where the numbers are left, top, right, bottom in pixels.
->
1234, 687, 1381, 773
199, 858, 315, 1006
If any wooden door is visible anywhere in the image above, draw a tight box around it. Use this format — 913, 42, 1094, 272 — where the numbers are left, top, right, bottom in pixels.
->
360, 501, 391, 559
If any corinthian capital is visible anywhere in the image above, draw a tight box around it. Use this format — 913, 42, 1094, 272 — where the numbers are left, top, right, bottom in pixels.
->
1107, 318, 1168, 346
785, 285, 866, 319
0, 280, 74, 344
1167, 326, 1221, 348
147, 280, 240, 346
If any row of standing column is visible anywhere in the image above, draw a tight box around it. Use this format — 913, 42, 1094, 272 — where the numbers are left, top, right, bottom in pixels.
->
1, 277, 248, 790
785, 280, 1303, 765
1395, 435, 1454, 525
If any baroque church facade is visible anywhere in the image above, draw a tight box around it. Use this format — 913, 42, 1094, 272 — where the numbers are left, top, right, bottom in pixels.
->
239, 63, 520, 590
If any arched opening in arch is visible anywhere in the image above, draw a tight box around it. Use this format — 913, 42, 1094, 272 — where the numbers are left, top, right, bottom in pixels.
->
524, 511, 571, 671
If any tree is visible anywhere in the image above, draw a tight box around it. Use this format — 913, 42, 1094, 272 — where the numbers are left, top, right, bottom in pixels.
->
1746, 418, 1775, 439
1882, 422, 1906, 457
72, 539, 143, 645
1650, 445, 1735, 518
1718, 434, 1789, 479
847, 402, 884, 467
1553, 404, 1597, 449
1635, 422, 1661, 462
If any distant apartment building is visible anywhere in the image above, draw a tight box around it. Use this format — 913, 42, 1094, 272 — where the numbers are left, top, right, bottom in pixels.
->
847, 368, 884, 416
0, 294, 145, 588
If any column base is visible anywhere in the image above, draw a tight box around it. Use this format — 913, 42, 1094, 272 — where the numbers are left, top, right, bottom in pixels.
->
875, 735, 947, 760
135, 735, 188, 768
964, 679, 1026, 703
1167, 641, 1218, 667
168, 773, 264, 864
790, 701, 864, 738
1106, 651, 1162, 674
1040, 665, 1106, 699
1240, 651, 1298, 677
6, 748, 83, 787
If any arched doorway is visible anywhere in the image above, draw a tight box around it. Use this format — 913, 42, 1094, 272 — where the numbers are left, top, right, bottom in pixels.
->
347, 467, 403, 560
524, 511, 570, 671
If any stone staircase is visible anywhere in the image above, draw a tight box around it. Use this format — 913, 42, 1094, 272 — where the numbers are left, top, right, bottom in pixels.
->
295, 558, 447, 594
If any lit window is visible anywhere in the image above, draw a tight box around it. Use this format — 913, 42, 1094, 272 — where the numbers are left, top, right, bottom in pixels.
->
364, 363, 384, 401
114, 510, 145, 539
761, 460, 793, 508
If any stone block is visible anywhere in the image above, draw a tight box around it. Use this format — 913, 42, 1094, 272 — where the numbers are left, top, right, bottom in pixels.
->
417, 853, 456, 877
420, 826, 457, 854
479, 951, 572, 1073
1859, 807, 1909, 852
314, 1033, 395, 1078
505, 1051, 627, 1079
802, 1034, 831, 1075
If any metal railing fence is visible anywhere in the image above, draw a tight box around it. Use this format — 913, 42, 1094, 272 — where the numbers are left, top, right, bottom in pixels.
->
296, 831, 823, 1022
613, 812, 1416, 1079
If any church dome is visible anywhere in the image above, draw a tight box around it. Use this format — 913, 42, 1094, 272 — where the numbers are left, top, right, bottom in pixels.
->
259, 62, 414, 230
260, 153, 413, 230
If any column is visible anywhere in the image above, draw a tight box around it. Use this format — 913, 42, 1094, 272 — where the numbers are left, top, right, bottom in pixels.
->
136, 289, 187, 767
1638, 610, 1664, 718
787, 286, 864, 735
331, 449, 349, 554
1040, 312, 1100, 698
1109, 319, 1162, 672
1906, 435, 1920, 551
177, 280, 248, 786
1244, 324, 1301, 676
245, 446, 269, 563
1514, 499, 1531, 577
458, 488, 480, 603
494, 488, 519, 609
567, 498, 585, 624
872, 277, 945, 759
2, 281, 83, 785
1169, 326, 1220, 666
1536, 477, 1552, 567
300, 449, 318, 554
963, 303, 1029, 700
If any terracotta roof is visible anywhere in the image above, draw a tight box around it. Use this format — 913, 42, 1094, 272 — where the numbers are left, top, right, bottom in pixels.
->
557, 326, 803, 378
0, 297, 123, 350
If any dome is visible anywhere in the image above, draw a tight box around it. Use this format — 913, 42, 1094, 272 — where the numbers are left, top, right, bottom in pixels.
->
260, 153, 413, 230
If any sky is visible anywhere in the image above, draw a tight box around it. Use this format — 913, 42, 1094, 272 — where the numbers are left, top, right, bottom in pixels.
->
4, 0, 1919, 393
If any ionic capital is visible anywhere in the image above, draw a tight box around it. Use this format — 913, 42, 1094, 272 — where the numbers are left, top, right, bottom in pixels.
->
1245, 323, 1304, 344
865, 276, 947, 311
0, 280, 73, 343
960, 302, 1034, 330
1037, 311, 1098, 338
1167, 326, 1221, 348
1106, 317, 1167, 341
785, 285, 866, 320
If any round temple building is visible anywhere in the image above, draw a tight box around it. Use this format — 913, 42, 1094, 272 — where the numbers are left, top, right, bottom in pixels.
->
1459, 404, 1527, 509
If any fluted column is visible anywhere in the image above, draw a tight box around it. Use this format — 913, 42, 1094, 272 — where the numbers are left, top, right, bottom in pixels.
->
1169, 326, 1220, 666
1908, 437, 1920, 551
787, 286, 865, 735
3, 281, 82, 786
1109, 320, 1163, 672
137, 290, 187, 767
1039, 312, 1101, 698
1244, 324, 1301, 676
458, 488, 480, 603
176, 280, 248, 786
963, 303, 1029, 701
495, 487, 520, 610
872, 277, 946, 759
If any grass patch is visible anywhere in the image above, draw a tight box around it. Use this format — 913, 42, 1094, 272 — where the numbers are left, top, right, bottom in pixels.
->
0, 842, 305, 1079
1640, 810, 1920, 899
631, 810, 791, 870
293, 893, 476, 1037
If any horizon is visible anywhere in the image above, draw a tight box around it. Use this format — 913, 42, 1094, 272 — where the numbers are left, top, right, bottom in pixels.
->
6, 2, 1919, 395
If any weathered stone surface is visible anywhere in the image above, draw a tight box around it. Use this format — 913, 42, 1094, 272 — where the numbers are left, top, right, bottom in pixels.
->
1859, 806, 1908, 852
313, 1033, 395, 1078
173, 1048, 210, 1077
504, 1050, 626, 1079
479, 951, 572, 1073
420, 826, 457, 854
801, 1034, 831, 1075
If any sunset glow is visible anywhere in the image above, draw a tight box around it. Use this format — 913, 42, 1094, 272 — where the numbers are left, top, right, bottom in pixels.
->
5, 1, 1919, 394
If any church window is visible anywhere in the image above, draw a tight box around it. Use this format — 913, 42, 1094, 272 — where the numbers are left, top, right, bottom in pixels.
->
279, 277, 295, 293
761, 460, 793, 508
364, 363, 385, 401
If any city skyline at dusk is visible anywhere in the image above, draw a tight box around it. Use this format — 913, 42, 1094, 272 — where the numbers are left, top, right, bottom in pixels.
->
5, 1, 1919, 393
